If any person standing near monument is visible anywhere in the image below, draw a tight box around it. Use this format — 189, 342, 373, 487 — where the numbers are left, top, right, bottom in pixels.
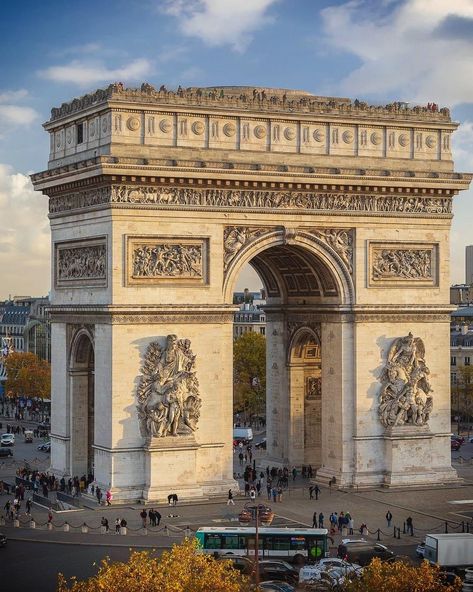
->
227, 489, 235, 505
386, 510, 393, 527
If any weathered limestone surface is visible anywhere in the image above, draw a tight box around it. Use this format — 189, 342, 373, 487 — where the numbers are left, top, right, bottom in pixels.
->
32, 85, 471, 498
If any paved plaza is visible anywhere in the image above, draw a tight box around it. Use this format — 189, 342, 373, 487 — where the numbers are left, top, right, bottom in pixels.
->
2, 422, 473, 563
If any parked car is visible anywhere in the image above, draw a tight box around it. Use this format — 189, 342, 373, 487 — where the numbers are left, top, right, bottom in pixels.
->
0, 532, 6, 547
416, 541, 426, 558
255, 438, 267, 450
451, 439, 461, 451
37, 441, 51, 452
258, 581, 295, 592
0, 448, 13, 458
258, 560, 299, 585
216, 555, 253, 575
0, 434, 15, 447
339, 540, 395, 566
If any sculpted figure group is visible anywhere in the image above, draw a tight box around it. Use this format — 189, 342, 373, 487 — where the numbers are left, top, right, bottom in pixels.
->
137, 335, 202, 439
379, 333, 433, 428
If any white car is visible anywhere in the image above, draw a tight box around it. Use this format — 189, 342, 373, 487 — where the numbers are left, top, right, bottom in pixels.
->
416, 541, 426, 558
0, 434, 15, 447
299, 560, 362, 585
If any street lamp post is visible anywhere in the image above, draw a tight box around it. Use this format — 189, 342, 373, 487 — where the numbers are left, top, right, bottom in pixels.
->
255, 505, 260, 587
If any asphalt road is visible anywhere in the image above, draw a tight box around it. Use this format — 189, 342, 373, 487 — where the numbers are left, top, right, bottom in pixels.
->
0, 540, 159, 592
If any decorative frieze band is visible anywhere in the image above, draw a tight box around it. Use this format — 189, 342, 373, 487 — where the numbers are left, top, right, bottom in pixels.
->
55, 238, 107, 288
369, 242, 438, 287
48, 185, 453, 217
127, 236, 208, 285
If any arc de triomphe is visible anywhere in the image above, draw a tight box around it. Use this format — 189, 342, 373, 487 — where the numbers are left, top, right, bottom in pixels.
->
32, 84, 471, 501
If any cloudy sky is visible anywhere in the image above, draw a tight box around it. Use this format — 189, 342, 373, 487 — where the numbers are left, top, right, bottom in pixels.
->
1, 0, 472, 299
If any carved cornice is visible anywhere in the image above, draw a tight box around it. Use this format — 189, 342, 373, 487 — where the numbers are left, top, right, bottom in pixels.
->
48, 83, 452, 123
46, 184, 454, 217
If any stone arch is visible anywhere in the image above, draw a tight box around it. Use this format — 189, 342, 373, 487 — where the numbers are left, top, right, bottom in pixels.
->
69, 327, 95, 477
223, 228, 355, 305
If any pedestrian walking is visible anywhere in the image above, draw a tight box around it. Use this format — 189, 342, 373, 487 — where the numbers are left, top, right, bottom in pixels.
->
96, 487, 102, 505
314, 484, 320, 500
277, 486, 283, 503
406, 516, 414, 536
266, 483, 271, 501
106, 489, 112, 506
292, 467, 297, 481
140, 509, 147, 527
155, 510, 161, 526
115, 518, 120, 534
386, 510, 393, 528
227, 489, 235, 505
309, 486, 314, 499
172, 493, 178, 506
312, 511, 317, 528
348, 516, 354, 535
26, 498, 32, 516
318, 512, 324, 528
48, 510, 53, 524
101, 517, 109, 532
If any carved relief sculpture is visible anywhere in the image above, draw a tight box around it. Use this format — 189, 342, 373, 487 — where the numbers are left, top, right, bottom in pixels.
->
372, 248, 433, 281
306, 376, 322, 400
132, 243, 202, 278
224, 226, 269, 271
48, 185, 453, 217
56, 241, 106, 286
306, 229, 353, 274
379, 333, 433, 428
136, 335, 202, 440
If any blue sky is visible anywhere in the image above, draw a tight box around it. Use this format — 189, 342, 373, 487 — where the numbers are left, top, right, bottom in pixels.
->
1, 0, 472, 298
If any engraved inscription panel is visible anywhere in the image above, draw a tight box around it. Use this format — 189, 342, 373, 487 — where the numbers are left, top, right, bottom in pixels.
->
369, 242, 438, 287
55, 238, 107, 288
127, 236, 208, 285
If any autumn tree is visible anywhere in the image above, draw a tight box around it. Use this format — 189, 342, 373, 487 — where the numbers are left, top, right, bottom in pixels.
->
339, 558, 462, 592
233, 332, 266, 421
57, 538, 250, 592
4, 352, 51, 399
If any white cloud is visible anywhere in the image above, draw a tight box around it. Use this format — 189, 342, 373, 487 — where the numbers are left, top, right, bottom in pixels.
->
161, 0, 278, 52
0, 164, 50, 299
0, 89, 39, 131
320, 0, 473, 105
38, 58, 153, 87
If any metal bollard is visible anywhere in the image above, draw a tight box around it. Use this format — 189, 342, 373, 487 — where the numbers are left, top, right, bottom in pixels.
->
81, 524, 88, 534
463, 521, 466, 533
403, 522, 406, 535
445, 521, 449, 533
377, 529, 381, 541
64, 522, 70, 532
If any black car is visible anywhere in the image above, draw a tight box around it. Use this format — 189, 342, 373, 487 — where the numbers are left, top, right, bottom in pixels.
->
0, 532, 6, 547
0, 448, 13, 458
217, 555, 253, 575
258, 560, 299, 585
343, 542, 395, 566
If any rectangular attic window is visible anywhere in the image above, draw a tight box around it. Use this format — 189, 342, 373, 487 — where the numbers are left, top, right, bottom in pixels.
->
77, 123, 84, 144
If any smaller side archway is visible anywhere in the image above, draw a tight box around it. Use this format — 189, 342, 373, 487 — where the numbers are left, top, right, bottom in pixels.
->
287, 327, 323, 469
69, 329, 95, 478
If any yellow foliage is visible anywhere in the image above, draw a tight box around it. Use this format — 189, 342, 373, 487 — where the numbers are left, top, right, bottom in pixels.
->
340, 558, 462, 592
57, 538, 251, 592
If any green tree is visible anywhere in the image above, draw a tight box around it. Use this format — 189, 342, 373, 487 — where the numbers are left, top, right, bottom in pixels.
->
339, 558, 461, 592
233, 332, 266, 422
452, 365, 473, 433
57, 538, 250, 592
4, 351, 51, 400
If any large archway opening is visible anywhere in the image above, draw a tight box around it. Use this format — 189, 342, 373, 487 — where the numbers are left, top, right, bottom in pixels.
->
69, 332, 95, 478
229, 234, 352, 474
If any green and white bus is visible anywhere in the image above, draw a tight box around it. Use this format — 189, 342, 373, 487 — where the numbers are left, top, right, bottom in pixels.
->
195, 526, 329, 564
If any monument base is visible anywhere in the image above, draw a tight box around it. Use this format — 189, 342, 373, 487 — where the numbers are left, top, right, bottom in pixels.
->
382, 426, 458, 487
141, 437, 237, 502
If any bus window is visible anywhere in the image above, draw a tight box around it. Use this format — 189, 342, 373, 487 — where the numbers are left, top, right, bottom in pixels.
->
222, 534, 240, 550
265, 536, 290, 551
204, 534, 222, 549
290, 536, 306, 551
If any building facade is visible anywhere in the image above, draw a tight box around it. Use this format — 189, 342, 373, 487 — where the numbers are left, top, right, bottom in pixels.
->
31, 84, 471, 500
